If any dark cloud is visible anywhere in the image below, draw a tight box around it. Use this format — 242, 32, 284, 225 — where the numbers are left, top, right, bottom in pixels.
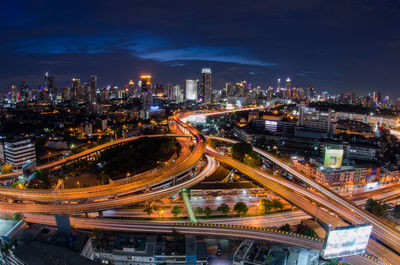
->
0, 0, 399, 96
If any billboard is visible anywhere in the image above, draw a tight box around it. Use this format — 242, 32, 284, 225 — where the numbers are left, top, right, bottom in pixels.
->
321, 225, 373, 259
324, 149, 344, 169
365, 168, 381, 183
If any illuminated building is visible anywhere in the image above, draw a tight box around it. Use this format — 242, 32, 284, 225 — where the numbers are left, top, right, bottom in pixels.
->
90, 75, 97, 103
200, 68, 211, 103
10, 85, 17, 102
296, 101, 336, 139
185, 79, 198, 101
72, 78, 82, 102
140, 75, 152, 93
1, 139, 36, 169
277, 78, 281, 93
62, 86, 71, 101
285, 77, 291, 98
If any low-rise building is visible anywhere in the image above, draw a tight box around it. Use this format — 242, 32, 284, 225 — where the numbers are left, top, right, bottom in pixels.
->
1, 139, 36, 169
84, 233, 208, 265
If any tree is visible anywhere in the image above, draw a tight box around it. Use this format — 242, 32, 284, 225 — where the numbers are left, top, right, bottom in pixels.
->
271, 199, 284, 211
234, 202, 248, 216
299, 227, 318, 237
365, 198, 388, 217
194, 207, 203, 216
232, 142, 253, 161
261, 199, 273, 214
279, 224, 291, 232
171, 206, 183, 218
243, 152, 260, 167
297, 224, 318, 237
204, 207, 212, 217
143, 204, 153, 216
217, 203, 230, 216
13, 212, 24, 221
1, 164, 12, 174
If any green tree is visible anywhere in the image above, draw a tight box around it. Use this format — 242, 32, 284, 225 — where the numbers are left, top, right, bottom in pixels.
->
143, 204, 153, 216
204, 207, 212, 217
13, 212, 24, 221
1, 164, 12, 174
299, 227, 318, 237
243, 152, 260, 167
261, 199, 273, 214
232, 142, 253, 161
171, 206, 183, 218
279, 223, 291, 232
365, 198, 388, 217
234, 202, 249, 216
216, 203, 230, 216
194, 207, 203, 216
271, 199, 284, 211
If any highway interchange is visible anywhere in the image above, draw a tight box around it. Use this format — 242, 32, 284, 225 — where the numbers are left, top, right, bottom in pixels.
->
0, 107, 400, 264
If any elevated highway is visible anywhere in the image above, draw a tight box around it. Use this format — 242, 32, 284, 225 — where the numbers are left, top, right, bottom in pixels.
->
23, 213, 379, 265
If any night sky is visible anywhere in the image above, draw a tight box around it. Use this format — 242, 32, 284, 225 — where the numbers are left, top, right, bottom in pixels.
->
1, 0, 400, 97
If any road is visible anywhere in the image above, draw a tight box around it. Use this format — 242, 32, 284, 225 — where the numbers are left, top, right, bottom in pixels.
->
0, 133, 190, 179
22, 213, 378, 265
207, 136, 400, 264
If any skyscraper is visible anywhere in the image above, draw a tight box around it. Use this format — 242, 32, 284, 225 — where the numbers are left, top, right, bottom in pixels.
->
62, 86, 71, 101
72, 78, 81, 102
90, 75, 97, 103
285, 78, 291, 98
140, 75, 152, 93
185, 80, 198, 101
199, 68, 211, 103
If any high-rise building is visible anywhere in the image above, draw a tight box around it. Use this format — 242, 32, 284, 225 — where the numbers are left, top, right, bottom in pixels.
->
10, 85, 18, 102
140, 75, 152, 93
62, 86, 71, 101
72, 78, 82, 102
200, 68, 211, 103
185, 79, 198, 101
173, 84, 183, 103
285, 78, 291, 98
90, 75, 97, 103
277, 78, 281, 91
166, 83, 174, 100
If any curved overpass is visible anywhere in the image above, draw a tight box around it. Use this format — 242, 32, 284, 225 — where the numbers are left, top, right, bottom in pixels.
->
23, 214, 379, 265
0, 133, 190, 180
0, 155, 216, 213
207, 136, 400, 264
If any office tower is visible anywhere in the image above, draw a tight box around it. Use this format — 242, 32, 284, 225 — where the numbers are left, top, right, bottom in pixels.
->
10, 85, 18, 102
128, 80, 135, 97
185, 80, 198, 101
285, 78, 291, 98
277, 78, 281, 91
72, 78, 82, 102
225, 82, 233, 96
166, 83, 174, 100
62, 86, 71, 101
173, 84, 183, 103
83, 83, 90, 102
199, 68, 211, 103
20, 81, 29, 101
90, 75, 97, 103
140, 75, 152, 93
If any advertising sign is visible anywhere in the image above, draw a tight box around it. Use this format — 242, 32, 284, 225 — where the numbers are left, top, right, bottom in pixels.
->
324, 149, 344, 169
321, 225, 373, 259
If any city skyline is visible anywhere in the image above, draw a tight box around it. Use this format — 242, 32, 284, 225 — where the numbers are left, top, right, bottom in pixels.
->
1, 0, 400, 97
